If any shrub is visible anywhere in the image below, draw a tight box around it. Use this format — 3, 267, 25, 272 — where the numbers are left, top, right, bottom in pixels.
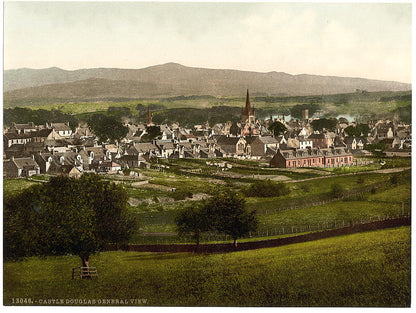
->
300, 184, 310, 193
390, 175, 399, 185
356, 177, 365, 184
243, 180, 291, 198
331, 183, 345, 198
171, 190, 193, 201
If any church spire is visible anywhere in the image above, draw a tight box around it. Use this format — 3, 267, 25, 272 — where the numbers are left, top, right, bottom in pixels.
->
245, 89, 251, 114
241, 89, 255, 123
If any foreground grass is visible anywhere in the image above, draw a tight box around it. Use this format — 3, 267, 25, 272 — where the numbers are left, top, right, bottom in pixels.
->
4, 227, 410, 307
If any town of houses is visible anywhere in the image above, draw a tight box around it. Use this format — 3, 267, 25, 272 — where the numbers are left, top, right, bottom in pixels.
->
3, 90, 411, 178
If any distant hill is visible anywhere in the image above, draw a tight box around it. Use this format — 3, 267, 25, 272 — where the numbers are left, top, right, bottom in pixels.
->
4, 63, 411, 102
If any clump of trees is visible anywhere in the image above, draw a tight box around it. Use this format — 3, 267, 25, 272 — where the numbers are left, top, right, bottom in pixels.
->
175, 190, 258, 251
140, 125, 162, 142
87, 113, 128, 143
4, 174, 139, 267
311, 118, 338, 132
344, 124, 370, 138
268, 121, 287, 137
4, 107, 79, 131
243, 180, 291, 198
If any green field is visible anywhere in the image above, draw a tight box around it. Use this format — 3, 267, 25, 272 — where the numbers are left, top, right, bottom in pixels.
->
3, 227, 410, 307
4, 166, 410, 245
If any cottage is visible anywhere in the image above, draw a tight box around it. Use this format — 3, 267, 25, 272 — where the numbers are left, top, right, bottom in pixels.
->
4, 156, 40, 178
9, 122, 38, 134
116, 154, 147, 169
308, 132, 334, 148
48, 122, 73, 138
91, 161, 122, 174
246, 136, 279, 157
4, 132, 32, 148
30, 128, 62, 143
215, 136, 247, 156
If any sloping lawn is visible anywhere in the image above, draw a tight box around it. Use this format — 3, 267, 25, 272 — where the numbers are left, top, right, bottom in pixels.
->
4, 226, 410, 307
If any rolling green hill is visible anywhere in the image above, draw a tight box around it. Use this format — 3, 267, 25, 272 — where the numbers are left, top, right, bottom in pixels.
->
3, 227, 410, 306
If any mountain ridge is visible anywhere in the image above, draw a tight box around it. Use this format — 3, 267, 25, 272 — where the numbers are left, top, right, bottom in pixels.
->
4, 63, 411, 100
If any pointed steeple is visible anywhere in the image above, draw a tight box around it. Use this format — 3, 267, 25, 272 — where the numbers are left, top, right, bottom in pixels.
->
245, 89, 251, 114
241, 89, 255, 124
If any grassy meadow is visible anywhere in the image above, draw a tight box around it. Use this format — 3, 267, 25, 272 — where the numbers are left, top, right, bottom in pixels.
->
4, 226, 410, 307
3, 163, 410, 244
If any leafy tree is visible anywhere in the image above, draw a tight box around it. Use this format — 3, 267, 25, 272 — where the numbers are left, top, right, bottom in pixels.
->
243, 180, 291, 197
205, 190, 258, 250
175, 203, 211, 252
87, 114, 128, 143
141, 125, 162, 142
311, 118, 338, 132
268, 121, 287, 137
4, 174, 138, 269
344, 124, 370, 137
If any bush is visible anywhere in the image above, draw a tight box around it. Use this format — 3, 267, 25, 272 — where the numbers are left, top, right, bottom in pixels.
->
171, 190, 193, 201
356, 177, 365, 184
390, 175, 399, 185
331, 183, 345, 198
243, 180, 291, 198
300, 184, 311, 193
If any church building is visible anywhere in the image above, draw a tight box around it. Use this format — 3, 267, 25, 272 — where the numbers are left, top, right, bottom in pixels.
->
240, 89, 259, 136
241, 89, 255, 124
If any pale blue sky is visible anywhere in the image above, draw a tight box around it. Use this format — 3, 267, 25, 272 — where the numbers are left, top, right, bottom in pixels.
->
4, 1, 412, 83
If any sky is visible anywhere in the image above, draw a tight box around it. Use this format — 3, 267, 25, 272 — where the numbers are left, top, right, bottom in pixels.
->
3, 1, 412, 83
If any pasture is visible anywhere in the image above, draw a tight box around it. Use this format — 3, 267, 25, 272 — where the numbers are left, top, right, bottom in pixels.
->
3, 227, 410, 306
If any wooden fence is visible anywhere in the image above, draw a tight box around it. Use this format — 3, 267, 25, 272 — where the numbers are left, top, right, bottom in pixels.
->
104, 217, 410, 253
72, 267, 98, 279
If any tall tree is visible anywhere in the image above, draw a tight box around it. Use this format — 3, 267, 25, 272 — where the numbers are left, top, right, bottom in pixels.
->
311, 118, 338, 132
140, 125, 162, 142
206, 190, 258, 250
4, 174, 138, 268
268, 121, 287, 137
175, 203, 211, 252
87, 114, 128, 143
344, 124, 370, 138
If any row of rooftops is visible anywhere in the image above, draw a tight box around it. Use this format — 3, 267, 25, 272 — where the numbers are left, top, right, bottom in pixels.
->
278, 147, 352, 160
